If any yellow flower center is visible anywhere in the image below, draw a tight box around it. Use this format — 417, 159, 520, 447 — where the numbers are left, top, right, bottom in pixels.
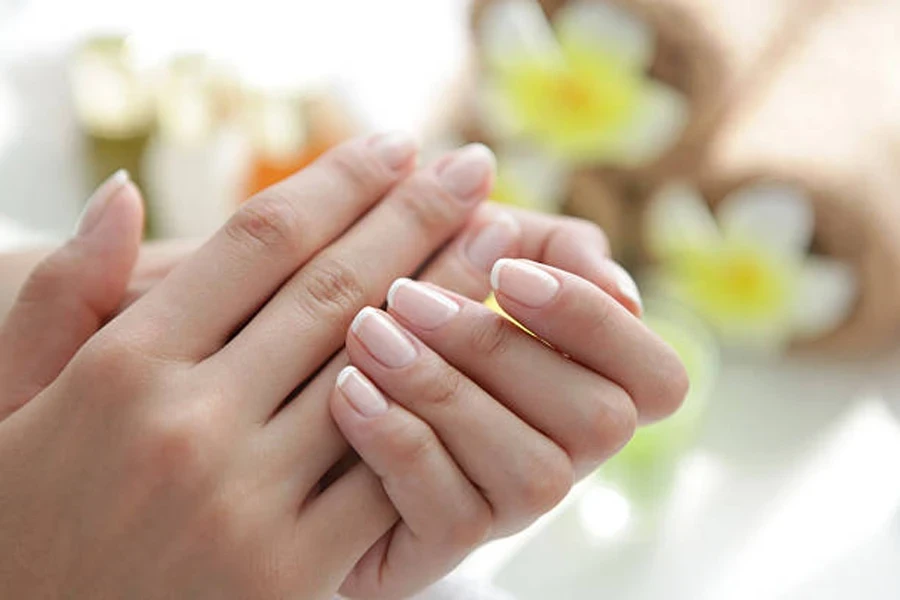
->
553, 72, 595, 115
494, 40, 642, 161
672, 243, 797, 330
725, 255, 771, 305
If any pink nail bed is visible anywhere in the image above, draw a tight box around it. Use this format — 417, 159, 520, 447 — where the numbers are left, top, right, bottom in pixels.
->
351, 307, 417, 368
490, 259, 560, 308
387, 279, 459, 330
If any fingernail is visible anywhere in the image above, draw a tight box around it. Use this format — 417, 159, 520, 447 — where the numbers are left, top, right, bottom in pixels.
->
337, 366, 389, 417
387, 278, 460, 330
465, 212, 521, 272
490, 259, 560, 308
75, 169, 130, 237
437, 143, 496, 201
370, 131, 418, 171
351, 307, 418, 368
609, 262, 643, 315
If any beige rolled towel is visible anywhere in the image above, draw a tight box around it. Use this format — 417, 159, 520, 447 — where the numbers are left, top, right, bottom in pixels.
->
467, 0, 835, 260
648, 0, 900, 354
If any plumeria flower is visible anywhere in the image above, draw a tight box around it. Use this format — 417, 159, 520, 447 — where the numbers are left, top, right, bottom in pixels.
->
645, 182, 858, 350
478, 0, 688, 166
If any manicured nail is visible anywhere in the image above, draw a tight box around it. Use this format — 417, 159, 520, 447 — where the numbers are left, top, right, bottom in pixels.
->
437, 143, 496, 201
369, 131, 418, 171
75, 169, 130, 237
351, 307, 418, 368
337, 366, 389, 417
465, 212, 521, 272
387, 278, 460, 330
609, 262, 643, 314
490, 259, 560, 308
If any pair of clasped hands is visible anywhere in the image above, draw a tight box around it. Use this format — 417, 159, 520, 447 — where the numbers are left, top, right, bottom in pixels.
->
0, 135, 687, 600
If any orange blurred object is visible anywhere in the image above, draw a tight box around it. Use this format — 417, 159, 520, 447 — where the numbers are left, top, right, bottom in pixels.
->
242, 93, 358, 198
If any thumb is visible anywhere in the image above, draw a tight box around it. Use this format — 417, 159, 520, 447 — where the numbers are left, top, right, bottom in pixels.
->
0, 170, 144, 421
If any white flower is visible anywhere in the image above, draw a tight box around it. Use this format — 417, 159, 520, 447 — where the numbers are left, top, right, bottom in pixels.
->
478, 0, 688, 167
645, 182, 857, 350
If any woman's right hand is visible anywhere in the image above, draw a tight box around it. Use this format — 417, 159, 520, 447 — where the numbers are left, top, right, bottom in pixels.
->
0, 133, 497, 599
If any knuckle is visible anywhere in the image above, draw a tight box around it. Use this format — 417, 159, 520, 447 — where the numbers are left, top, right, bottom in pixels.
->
444, 500, 492, 549
579, 387, 637, 462
72, 334, 147, 397
225, 195, 303, 255
391, 178, 458, 235
517, 449, 573, 516
466, 314, 514, 358
131, 407, 219, 487
384, 419, 439, 474
295, 256, 367, 320
582, 293, 615, 338
422, 365, 466, 408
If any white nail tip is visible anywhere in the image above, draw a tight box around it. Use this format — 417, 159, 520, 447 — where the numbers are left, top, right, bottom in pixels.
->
387, 278, 411, 308
336, 365, 358, 388
491, 258, 513, 290
351, 306, 378, 334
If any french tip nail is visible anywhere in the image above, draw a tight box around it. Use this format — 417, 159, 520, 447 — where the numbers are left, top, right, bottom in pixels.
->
370, 132, 418, 170
609, 262, 643, 314
336, 365, 357, 387
351, 306, 377, 334
387, 278, 411, 308
74, 169, 131, 237
438, 143, 497, 201
490, 258, 511, 290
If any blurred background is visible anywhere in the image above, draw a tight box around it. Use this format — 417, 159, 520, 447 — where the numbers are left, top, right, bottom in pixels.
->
2, 0, 900, 598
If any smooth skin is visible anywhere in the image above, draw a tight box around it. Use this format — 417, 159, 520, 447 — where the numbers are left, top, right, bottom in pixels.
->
331, 262, 687, 598
0, 133, 687, 599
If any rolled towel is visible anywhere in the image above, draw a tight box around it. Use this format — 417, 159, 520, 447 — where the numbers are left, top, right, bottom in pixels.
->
467, 0, 834, 258
645, 0, 900, 354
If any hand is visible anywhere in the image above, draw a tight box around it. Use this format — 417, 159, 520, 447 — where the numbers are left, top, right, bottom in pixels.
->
0, 136, 650, 598
0, 134, 502, 599
329, 266, 687, 598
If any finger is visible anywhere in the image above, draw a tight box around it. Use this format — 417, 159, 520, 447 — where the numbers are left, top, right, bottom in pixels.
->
214, 144, 496, 420
0, 171, 143, 421
420, 204, 642, 316
387, 278, 637, 477
257, 350, 352, 494
344, 307, 572, 535
293, 461, 398, 594
491, 259, 689, 423
113, 133, 418, 361
330, 366, 490, 600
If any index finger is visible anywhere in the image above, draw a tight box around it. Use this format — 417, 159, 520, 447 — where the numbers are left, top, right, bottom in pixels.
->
112, 133, 418, 362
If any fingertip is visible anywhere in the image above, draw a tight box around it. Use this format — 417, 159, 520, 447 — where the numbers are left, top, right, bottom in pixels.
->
335, 365, 390, 419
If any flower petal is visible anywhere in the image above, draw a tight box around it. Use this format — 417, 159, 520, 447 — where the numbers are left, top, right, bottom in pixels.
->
645, 182, 720, 259
479, 0, 564, 71
554, 0, 655, 68
476, 79, 526, 139
494, 147, 568, 212
615, 81, 688, 166
718, 183, 815, 256
791, 258, 857, 339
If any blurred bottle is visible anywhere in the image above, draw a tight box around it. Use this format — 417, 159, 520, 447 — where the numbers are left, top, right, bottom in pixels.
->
242, 87, 358, 198
143, 55, 250, 239
70, 35, 156, 232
